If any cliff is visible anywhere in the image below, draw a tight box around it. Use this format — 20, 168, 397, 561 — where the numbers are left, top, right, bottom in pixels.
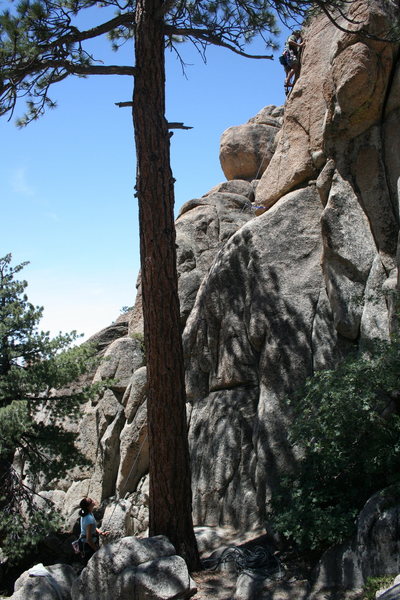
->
34, 0, 400, 594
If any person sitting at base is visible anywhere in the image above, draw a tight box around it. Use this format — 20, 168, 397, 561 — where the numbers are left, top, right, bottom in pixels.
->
78, 497, 110, 563
283, 30, 304, 93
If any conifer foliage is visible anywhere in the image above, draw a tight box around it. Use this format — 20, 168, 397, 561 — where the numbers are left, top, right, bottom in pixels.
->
0, 253, 101, 561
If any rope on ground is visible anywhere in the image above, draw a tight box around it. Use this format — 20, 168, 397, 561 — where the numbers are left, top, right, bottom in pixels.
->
202, 545, 284, 579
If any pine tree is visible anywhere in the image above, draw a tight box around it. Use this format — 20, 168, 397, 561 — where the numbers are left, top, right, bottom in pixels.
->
0, 0, 365, 569
0, 253, 102, 561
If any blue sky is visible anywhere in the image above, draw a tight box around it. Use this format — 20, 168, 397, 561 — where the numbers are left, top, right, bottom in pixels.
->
0, 9, 289, 340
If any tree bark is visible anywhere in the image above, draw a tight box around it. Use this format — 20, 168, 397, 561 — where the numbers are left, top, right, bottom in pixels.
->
132, 0, 200, 571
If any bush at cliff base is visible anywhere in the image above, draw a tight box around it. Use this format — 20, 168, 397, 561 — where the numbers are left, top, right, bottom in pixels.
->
270, 328, 400, 552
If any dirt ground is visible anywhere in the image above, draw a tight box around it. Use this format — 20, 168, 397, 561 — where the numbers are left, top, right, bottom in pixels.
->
188, 527, 317, 600
191, 570, 238, 600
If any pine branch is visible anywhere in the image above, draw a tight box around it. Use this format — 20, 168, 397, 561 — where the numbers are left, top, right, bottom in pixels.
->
6, 59, 136, 80
114, 103, 192, 128
44, 12, 136, 50
167, 122, 193, 130
164, 25, 273, 59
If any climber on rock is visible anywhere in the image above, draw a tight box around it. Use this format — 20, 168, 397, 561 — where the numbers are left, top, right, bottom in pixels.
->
280, 30, 304, 95
76, 497, 110, 564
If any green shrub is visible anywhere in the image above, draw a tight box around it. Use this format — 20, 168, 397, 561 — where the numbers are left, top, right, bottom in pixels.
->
269, 333, 400, 552
362, 576, 395, 600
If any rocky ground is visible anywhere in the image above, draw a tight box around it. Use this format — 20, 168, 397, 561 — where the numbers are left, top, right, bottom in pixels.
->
190, 528, 316, 600
191, 571, 237, 600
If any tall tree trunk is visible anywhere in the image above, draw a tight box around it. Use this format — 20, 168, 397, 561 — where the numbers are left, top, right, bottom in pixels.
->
132, 0, 200, 571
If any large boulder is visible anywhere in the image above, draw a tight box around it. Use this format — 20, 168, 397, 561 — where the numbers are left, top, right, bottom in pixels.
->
71, 536, 197, 600
310, 487, 400, 599
219, 105, 282, 181
10, 564, 77, 600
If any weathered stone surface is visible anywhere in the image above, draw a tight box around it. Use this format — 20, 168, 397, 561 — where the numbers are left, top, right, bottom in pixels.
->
87, 312, 130, 355
351, 126, 398, 264
113, 556, 196, 600
30, 4, 400, 592
176, 187, 255, 326
115, 367, 148, 499
93, 337, 145, 392
330, 41, 391, 138
59, 388, 126, 515
11, 564, 77, 600
71, 536, 196, 600
255, 0, 398, 210
117, 401, 148, 495
247, 104, 284, 125
185, 185, 332, 527
316, 159, 335, 207
102, 476, 149, 539
219, 106, 282, 182
128, 475, 150, 536
377, 577, 400, 600
204, 179, 255, 201
321, 170, 377, 340
377, 584, 400, 600
360, 255, 391, 347
219, 123, 279, 181
310, 487, 400, 599
123, 366, 147, 418
128, 274, 144, 336
383, 60, 400, 223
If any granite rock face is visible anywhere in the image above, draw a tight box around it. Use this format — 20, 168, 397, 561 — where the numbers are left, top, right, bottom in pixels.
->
255, 0, 399, 213
184, 185, 328, 528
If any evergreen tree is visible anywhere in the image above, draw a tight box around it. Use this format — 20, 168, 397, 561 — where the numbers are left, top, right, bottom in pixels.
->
0, 0, 368, 569
0, 253, 102, 561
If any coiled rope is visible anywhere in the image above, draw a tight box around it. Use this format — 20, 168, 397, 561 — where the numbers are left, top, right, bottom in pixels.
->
202, 544, 284, 579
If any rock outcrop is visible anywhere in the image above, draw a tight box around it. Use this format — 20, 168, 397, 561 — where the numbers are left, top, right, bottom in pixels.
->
9, 564, 77, 600
310, 486, 400, 599
183, 0, 399, 534
71, 536, 196, 600
28, 0, 400, 595
8, 538, 196, 600
219, 106, 283, 181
